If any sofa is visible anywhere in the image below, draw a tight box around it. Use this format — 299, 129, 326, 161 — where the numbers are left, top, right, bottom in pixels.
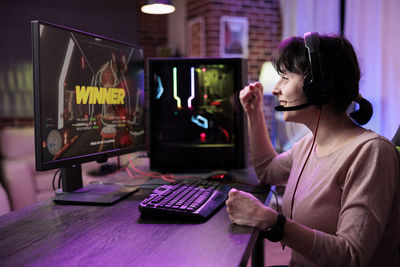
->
0, 183, 10, 215
0, 127, 118, 212
0, 127, 51, 211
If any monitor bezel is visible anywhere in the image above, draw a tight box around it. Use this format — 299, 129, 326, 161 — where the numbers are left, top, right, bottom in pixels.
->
32, 20, 148, 172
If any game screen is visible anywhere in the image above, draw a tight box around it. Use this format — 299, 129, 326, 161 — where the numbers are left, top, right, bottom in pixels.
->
37, 23, 145, 163
151, 63, 236, 147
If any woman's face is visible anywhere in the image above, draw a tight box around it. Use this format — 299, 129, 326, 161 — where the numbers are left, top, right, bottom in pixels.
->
272, 71, 309, 122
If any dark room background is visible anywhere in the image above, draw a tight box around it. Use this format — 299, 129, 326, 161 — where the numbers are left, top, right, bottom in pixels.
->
0, 0, 139, 124
0, 0, 282, 127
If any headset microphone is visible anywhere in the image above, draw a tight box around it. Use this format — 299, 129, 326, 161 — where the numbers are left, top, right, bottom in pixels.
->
274, 102, 311, 111
274, 95, 311, 111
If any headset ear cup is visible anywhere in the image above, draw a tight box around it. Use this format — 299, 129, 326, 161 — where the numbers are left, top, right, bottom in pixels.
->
321, 71, 335, 103
303, 71, 334, 105
302, 74, 314, 104
302, 81, 320, 105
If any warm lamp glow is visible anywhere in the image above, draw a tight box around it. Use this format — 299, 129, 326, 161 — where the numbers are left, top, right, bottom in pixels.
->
259, 61, 281, 94
141, 0, 175, 15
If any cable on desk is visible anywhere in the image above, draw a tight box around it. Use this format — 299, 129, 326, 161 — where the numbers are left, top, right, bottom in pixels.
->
89, 152, 149, 180
52, 169, 61, 191
269, 186, 281, 214
127, 155, 198, 183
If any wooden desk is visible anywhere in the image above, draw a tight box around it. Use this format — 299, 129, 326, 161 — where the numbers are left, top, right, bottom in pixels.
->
0, 168, 269, 267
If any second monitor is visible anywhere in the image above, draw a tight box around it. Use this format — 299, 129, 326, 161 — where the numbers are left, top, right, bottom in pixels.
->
148, 58, 248, 172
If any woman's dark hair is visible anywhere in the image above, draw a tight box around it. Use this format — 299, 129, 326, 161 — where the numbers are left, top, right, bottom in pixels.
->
271, 34, 373, 125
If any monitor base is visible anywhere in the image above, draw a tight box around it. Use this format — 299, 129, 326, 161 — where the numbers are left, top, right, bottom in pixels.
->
53, 183, 138, 205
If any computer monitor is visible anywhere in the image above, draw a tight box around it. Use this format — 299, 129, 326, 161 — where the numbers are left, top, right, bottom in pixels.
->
148, 58, 248, 172
31, 21, 146, 204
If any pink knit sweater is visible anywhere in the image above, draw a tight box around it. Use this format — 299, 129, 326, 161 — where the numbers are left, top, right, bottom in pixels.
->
253, 130, 399, 267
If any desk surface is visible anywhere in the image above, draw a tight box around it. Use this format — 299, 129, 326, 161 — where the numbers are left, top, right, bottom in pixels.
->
0, 167, 268, 267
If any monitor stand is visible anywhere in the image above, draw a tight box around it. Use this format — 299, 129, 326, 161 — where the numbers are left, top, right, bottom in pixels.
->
53, 165, 138, 205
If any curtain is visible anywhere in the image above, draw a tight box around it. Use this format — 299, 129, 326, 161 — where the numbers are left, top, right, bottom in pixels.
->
280, 0, 340, 38
345, 0, 400, 139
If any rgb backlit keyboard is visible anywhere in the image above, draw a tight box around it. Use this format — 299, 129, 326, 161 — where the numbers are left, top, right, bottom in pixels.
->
138, 179, 230, 222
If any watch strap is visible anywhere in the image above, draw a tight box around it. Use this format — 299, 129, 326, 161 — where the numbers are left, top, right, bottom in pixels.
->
262, 213, 286, 242
275, 213, 286, 229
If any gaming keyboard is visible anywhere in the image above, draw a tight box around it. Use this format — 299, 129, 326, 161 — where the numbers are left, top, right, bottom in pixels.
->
138, 179, 230, 222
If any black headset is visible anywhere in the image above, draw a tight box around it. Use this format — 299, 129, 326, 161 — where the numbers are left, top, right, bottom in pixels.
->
303, 32, 335, 106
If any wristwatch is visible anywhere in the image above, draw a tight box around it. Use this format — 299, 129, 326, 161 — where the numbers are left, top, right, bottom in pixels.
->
262, 213, 286, 242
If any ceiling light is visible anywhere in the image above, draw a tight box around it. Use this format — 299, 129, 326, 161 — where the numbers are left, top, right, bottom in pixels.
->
141, 0, 176, 15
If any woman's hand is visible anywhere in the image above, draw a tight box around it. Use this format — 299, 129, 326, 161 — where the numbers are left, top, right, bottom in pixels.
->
239, 82, 264, 116
225, 188, 276, 230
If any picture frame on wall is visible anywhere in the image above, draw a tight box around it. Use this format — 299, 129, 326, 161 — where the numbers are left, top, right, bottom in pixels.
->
220, 16, 249, 58
188, 17, 205, 57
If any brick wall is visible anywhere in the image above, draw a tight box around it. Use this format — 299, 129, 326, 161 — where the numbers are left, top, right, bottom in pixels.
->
186, 0, 282, 83
136, 0, 168, 59
136, 0, 282, 82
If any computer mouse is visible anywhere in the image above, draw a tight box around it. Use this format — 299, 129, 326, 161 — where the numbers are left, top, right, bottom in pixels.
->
206, 170, 234, 182
100, 164, 118, 175
89, 164, 118, 176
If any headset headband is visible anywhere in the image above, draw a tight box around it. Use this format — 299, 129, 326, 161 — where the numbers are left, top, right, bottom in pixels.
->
304, 32, 322, 85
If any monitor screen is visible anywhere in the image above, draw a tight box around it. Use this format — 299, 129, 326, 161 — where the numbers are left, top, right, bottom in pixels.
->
148, 58, 248, 172
32, 21, 146, 204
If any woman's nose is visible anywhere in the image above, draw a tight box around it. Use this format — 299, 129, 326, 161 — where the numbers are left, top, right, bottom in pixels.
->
272, 82, 281, 96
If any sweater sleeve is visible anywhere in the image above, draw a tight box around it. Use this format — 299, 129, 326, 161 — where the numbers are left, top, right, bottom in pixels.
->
252, 134, 313, 186
251, 149, 291, 185
307, 138, 400, 267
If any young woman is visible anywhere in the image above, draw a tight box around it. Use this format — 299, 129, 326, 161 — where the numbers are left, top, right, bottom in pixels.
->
225, 34, 399, 266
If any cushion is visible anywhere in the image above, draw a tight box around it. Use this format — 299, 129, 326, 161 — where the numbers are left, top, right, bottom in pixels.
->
0, 127, 35, 158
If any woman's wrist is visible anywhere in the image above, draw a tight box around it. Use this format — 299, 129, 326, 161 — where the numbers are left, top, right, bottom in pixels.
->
262, 213, 286, 242
256, 206, 278, 231
247, 109, 265, 123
